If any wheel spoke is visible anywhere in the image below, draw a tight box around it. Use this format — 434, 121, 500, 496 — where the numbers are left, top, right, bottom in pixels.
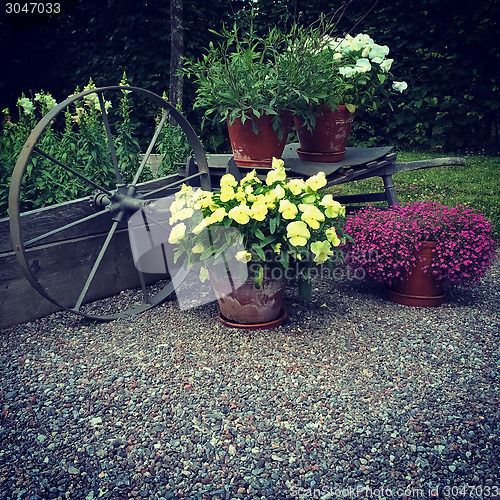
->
135, 209, 157, 304
25, 209, 108, 247
98, 92, 123, 185
33, 147, 113, 195
132, 110, 169, 186
160, 243, 169, 274
73, 220, 119, 311
142, 171, 205, 200
137, 270, 150, 304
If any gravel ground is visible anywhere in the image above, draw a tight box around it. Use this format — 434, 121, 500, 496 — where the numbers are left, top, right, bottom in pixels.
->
1, 263, 499, 500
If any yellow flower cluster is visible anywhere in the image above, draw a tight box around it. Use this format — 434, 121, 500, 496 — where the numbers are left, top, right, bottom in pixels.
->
167, 156, 347, 269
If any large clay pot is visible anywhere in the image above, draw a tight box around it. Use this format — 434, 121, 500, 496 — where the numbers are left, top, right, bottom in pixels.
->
294, 104, 355, 162
227, 111, 292, 168
386, 241, 444, 307
210, 266, 287, 328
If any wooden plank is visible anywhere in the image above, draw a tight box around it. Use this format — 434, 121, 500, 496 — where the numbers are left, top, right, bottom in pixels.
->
327, 153, 399, 185
0, 174, 183, 253
382, 158, 466, 175
1, 252, 61, 327
283, 145, 394, 176
0, 198, 101, 254
0, 230, 169, 329
333, 192, 389, 204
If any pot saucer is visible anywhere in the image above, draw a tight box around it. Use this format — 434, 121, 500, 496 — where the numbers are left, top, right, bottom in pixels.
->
233, 157, 273, 168
386, 289, 444, 307
296, 148, 346, 163
218, 309, 288, 330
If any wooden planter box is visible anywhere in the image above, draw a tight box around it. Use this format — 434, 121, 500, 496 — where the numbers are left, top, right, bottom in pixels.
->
0, 174, 182, 329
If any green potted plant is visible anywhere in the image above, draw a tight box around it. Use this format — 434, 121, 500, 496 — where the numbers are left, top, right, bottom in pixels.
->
286, 23, 408, 162
343, 202, 498, 306
167, 158, 350, 327
182, 22, 293, 168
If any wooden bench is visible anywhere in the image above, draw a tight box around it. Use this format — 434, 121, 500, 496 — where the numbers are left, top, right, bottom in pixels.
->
204, 144, 466, 209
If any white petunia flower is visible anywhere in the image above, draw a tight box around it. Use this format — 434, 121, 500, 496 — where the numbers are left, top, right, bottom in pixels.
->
355, 58, 372, 73
392, 81, 408, 93
339, 66, 356, 77
380, 58, 394, 72
369, 44, 390, 60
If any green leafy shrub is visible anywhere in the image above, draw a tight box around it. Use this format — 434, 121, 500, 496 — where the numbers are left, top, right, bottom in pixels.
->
157, 121, 194, 176
0, 76, 202, 217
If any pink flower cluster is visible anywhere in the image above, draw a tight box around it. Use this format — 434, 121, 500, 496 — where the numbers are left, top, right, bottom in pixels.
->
344, 201, 498, 287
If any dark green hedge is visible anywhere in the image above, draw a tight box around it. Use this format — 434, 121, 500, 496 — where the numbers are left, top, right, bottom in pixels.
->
1, 0, 498, 153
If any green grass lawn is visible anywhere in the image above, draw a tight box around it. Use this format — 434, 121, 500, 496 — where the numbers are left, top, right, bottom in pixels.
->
330, 151, 500, 241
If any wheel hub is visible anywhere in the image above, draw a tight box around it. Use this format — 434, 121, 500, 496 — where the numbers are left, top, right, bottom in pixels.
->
92, 184, 145, 223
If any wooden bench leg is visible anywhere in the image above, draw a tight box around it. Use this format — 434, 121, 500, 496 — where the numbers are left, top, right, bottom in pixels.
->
226, 157, 243, 182
381, 174, 399, 206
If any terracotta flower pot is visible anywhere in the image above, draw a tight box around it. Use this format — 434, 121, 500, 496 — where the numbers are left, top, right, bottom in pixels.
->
227, 111, 293, 168
294, 104, 355, 162
210, 267, 287, 328
386, 241, 444, 307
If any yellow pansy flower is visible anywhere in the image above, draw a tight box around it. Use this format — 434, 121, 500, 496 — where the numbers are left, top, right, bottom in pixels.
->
286, 221, 310, 247
250, 201, 268, 221
261, 192, 276, 209
170, 207, 194, 224
220, 186, 235, 202
192, 188, 205, 202
220, 173, 238, 188
310, 240, 333, 264
228, 204, 252, 225
168, 222, 186, 244
169, 198, 185, 216
320, 194, 344, 218
198, 191, 214, 209
241, 170, 260, 185
175, 183, 194, 201
235, 250, 252, 263
272, 157, 285, 169
192, 219, 208, 235
273, 184, 286, 200
266, 169, 286, 186
305, 171, 327, 192
279, 199, 299, 220
287, 178, 306, 195
274, 243, 282, 254
235, 187, 247, 203
265, 158, 286, 185
207, 207, 226, 224
298, 204, 325, 229
192, 244, 204, 254
326, 227, 341, 246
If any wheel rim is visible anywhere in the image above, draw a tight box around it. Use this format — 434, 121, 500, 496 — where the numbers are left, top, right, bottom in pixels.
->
9, 86, 210, 320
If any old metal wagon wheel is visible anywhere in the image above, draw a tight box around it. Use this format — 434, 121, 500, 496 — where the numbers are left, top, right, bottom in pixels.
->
9, 86, 211, 320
